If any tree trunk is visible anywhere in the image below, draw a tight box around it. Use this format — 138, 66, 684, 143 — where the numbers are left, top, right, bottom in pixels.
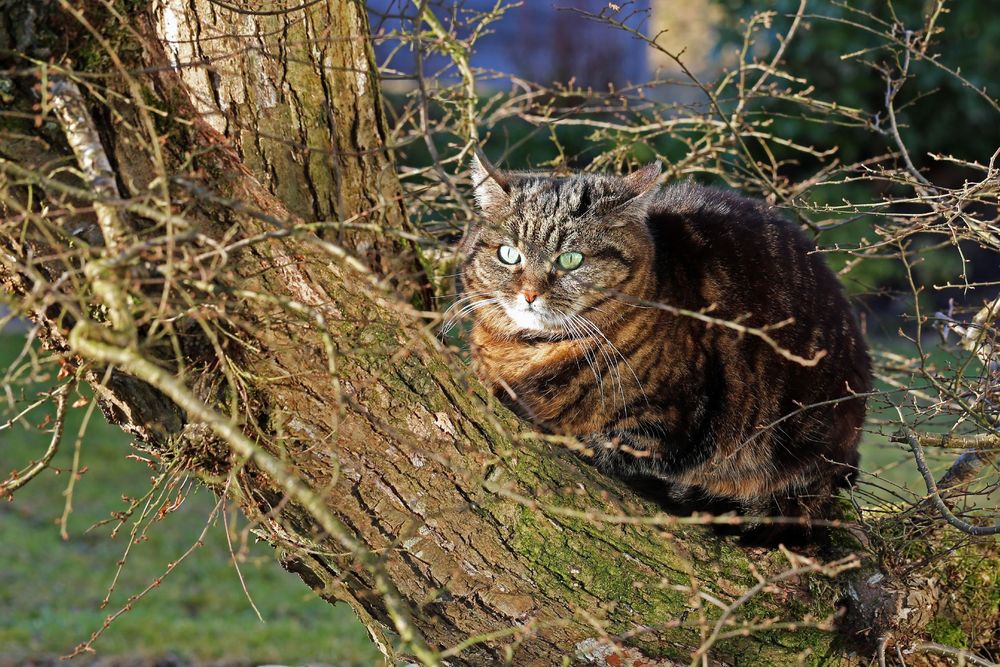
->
0, 2, 996, 665
151, 0, 414, 275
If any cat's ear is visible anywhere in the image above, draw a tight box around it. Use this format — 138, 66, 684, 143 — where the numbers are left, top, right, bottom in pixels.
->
601, 161, 662, 224
470, 148, 512, 210
622, 160, 662, 198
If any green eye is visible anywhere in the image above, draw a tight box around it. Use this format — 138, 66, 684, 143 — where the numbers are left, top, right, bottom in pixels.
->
556, 251, 584, 270
498, 245, 521, 265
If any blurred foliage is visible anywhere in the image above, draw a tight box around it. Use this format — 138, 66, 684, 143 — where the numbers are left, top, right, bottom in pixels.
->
703, 0, 999, 307
711, 0, 1000, 165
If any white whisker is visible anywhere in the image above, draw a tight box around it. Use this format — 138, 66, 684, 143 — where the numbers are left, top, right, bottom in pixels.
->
576, 313, 648, 411
442, 297, 498, 334
555, 309, 605, 407
571, 314, 624, 413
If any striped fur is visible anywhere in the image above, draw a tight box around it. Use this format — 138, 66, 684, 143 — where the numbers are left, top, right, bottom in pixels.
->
458, 154, 872, 529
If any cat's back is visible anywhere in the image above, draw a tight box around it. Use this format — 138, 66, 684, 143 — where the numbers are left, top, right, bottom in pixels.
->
644, 180, 870, 407
642, 181, 871, 507
644, 181, 842, 320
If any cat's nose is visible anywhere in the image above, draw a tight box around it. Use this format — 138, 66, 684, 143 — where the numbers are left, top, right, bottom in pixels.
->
521, 290, 538, 304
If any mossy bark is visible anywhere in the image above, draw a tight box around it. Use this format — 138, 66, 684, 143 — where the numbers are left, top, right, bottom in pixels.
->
0, 2, 997, 665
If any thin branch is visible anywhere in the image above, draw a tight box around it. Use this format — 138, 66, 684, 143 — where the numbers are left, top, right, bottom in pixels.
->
0, 382, 73, 497
898, 428, 1000, 536
47, 76, 124, 248
911, 642, 1000, 667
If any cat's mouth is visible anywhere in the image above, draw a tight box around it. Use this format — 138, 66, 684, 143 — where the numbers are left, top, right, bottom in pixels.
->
500, 297, 569, 333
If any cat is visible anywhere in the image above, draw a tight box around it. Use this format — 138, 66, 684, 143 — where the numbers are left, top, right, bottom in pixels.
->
456, 149, 871, 536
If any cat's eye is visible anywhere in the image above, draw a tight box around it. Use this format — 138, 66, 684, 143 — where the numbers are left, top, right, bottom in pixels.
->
497, 245, 522, 265
556, 251, 584, 271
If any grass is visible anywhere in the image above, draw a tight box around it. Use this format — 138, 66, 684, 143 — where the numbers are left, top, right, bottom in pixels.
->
0, 333, 380, 666
856, 334, 982, 506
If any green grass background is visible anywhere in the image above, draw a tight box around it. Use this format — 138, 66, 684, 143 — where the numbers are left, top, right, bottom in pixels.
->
0, 335, 380, 666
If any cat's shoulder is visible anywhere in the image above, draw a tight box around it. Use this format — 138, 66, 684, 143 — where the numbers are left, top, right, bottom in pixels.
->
646, 180, 809, 255
649, 181, 780, 228
643, 181, 817, 286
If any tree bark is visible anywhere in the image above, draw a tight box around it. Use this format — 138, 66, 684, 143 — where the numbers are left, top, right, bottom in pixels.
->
152, 0, 412, 268
1, 2, 997, 665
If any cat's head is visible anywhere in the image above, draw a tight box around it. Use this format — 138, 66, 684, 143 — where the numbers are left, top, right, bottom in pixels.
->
458, 149, 661, 338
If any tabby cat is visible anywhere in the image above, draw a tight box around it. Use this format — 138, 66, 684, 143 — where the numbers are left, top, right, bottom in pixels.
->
456, 150, 871, 532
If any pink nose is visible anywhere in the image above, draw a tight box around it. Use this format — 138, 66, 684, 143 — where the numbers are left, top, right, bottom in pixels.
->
521, 290, 538, 304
